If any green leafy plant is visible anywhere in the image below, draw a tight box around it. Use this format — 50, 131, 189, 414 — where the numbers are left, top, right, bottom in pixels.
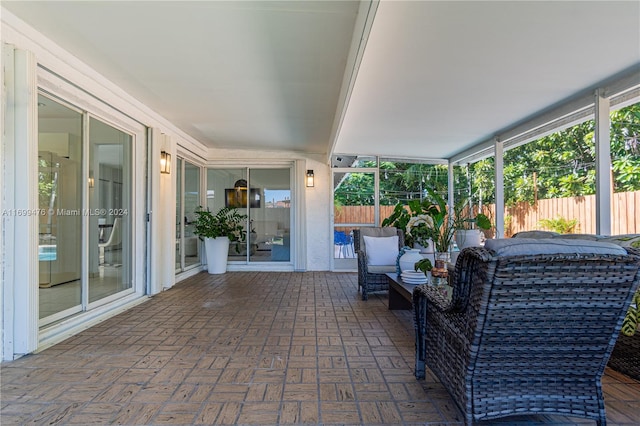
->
538, 216, 579, 234
621, 289, 639, 337
453, 202, 492, 231
421, 188, 456, 253
415, 258, 433, 275
382, 198, 433, 247
193, 206, 248, 242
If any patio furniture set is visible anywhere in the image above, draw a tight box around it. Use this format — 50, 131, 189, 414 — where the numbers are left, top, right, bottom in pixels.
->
353, 227, 640, 426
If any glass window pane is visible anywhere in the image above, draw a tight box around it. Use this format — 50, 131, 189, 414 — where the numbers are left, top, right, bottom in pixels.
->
503, 119, 596, 235
611, 102, 640, 235
334, 171, 376, 225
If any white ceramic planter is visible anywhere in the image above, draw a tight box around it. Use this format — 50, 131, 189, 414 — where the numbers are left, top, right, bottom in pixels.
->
204, 236, 230, 274
399, 248, 423, 273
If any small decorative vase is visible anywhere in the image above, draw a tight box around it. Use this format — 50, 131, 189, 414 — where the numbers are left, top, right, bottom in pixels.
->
431, 251, 450, 284
399, 249, 423, 273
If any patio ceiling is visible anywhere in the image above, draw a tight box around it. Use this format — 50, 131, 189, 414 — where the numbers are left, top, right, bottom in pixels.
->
3, 1, 639, 161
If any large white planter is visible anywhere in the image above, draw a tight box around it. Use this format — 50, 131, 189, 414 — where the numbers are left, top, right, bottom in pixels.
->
455, 229, 483, 250
204, 236, 230, 274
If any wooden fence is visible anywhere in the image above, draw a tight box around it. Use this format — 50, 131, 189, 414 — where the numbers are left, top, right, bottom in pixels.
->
334, 191, 639, 236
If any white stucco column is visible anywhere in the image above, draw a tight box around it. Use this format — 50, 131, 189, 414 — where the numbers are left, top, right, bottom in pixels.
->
594, 90, 611, 236
494, 139, 504, 239
1, 46, 39, 359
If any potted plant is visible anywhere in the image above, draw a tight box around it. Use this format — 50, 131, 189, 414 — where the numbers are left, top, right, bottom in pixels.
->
453, 201, 492, 250
382, 198, 434, 250
193, 206, 247, 274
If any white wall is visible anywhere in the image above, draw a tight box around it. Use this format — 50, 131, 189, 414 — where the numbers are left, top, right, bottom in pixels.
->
304, 158, 332, 271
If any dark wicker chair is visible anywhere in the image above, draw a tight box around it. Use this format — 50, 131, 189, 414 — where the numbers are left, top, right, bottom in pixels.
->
413, 241, 640, 426
608, 332, 640, 380
352, 227, 404, 301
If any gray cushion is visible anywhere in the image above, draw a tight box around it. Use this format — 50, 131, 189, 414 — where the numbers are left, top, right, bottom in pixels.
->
556, 233, 600, 241
512, 230, 560, 239
598, 235, 640, 248
485, 238, 627, 256
367, 264, 397, 274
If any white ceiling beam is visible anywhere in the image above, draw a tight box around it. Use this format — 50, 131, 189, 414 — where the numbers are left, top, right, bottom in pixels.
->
328, 0, 379, 164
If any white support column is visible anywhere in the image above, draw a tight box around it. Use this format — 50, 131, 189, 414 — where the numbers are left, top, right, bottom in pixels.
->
447, 162, 454, 213
149, 130, 176, 294
494, 139, 505, 239
2, 47, 39, 358
594, 90, 612, 236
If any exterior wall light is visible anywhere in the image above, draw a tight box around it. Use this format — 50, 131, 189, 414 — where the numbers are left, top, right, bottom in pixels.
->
306, 170, 315, 187
160, 151, 171, 174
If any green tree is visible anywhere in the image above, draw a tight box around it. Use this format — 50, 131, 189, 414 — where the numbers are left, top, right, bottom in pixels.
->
469, 102, 640, 205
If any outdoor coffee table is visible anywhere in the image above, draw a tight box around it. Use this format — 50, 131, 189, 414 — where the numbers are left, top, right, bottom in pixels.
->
385, 273, 422, 310
386, 271, 454, 310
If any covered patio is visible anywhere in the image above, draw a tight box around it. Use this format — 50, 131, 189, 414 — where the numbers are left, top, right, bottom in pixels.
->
2, 271, 638, 425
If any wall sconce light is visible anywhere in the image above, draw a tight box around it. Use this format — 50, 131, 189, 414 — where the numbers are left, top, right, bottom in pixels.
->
306, 170, 315, 187
160, 151, 171, 174
88, 177, 95, 188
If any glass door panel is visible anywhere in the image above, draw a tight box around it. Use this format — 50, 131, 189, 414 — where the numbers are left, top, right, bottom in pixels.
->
206, 169, 248, 262
183, 161, 201, 269
175, 158, 183, 271
88, 117, 132, 303
38, 95, 83, 322
333, 170, 377, 269
249, 168, 291, 263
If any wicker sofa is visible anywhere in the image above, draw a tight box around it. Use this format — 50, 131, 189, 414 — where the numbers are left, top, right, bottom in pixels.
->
512, 231, 640, 381
413, 238, 640, 425
353, 227, 404, 301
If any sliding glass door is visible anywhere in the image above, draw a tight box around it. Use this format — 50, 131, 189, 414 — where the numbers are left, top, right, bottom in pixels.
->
38, 93, 142, 327
207, 167, 292, 264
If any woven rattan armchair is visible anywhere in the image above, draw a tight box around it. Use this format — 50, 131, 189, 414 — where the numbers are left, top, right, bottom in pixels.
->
413, 240, 640, 426
352, 227, 404, 301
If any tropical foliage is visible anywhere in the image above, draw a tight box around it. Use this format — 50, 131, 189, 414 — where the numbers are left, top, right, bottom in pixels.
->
621, 290, 639, 337
538, 217, 579, 234
193, 206, 247, 242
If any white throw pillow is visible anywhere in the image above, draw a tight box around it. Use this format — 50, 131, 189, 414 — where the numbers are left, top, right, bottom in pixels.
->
363, 235, 399, 266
